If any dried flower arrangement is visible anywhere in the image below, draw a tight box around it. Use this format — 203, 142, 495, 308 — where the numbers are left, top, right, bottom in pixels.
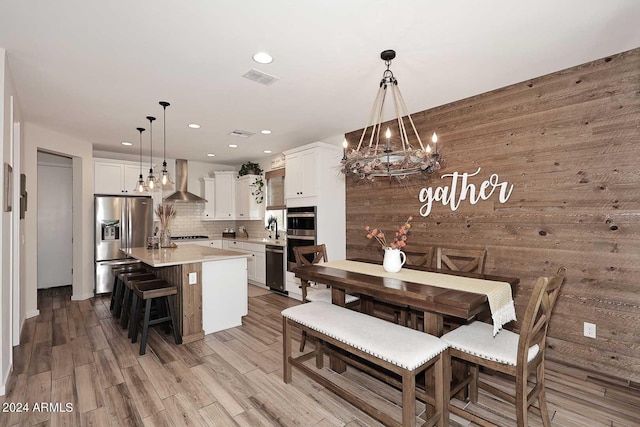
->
365, 216, 413, 250
155, 203, 176, 231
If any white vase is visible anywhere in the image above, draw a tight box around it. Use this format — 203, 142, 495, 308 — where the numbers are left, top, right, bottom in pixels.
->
383, 247, 406, 273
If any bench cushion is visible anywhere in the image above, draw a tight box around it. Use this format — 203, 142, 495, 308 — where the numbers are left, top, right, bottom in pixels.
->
441, 321, 539, 366
306, 288, 360, 304
282, 301, 447, 371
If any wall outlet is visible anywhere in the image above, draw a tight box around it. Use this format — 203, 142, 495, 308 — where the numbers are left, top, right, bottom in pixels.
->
188, 272, 197, 285
583, 322, 596, 338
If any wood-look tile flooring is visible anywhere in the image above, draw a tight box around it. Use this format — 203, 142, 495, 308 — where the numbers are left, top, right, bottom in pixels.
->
2, 289, 639, 426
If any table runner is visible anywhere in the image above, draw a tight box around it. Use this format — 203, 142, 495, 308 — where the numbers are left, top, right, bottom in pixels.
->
321, 260, 516, 335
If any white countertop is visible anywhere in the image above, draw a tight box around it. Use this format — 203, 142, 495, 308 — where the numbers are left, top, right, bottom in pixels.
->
171, 236, 286, 247
122, 245, 251, 267
223, 236, 286, 247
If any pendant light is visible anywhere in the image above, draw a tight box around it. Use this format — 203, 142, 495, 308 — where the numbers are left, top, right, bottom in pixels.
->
146, 116, 157, 190
135, 127, 147, 192
159, 101, 173, 186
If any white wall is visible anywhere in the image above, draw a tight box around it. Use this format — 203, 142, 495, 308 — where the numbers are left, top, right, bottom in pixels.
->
24, 123, 94, 313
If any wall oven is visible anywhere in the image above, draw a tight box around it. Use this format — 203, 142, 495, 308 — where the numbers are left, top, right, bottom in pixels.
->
286, 206, 317, 271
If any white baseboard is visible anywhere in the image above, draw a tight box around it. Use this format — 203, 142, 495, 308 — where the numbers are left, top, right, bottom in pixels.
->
72, 292, 94, 301
1, 363, 13, 397
26, 309, 40, 319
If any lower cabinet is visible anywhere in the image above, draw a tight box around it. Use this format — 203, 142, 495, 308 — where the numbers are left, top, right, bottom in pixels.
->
221, 240, 266, 286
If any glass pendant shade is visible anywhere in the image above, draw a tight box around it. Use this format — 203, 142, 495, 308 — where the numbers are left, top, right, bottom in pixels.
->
146, 116, 158, 190
159, 101, 173, 186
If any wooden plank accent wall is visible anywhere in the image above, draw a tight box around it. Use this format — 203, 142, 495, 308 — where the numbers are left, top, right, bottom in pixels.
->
344, 47, 640, 384
155, 263, 204, 344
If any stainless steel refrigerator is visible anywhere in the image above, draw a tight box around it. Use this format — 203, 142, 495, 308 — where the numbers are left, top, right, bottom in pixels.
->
94, 195, 153, 294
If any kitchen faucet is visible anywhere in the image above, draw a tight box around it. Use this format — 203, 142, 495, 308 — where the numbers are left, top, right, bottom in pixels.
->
272, 219, 280, 239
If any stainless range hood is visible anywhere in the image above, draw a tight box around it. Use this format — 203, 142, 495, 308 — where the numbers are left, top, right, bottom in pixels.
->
163, 159, 207, 203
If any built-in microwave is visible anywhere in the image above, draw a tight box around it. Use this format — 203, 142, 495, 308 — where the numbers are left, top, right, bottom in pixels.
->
286, 206, 317, 271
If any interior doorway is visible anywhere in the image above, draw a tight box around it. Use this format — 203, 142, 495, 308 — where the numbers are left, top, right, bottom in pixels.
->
37, 152, 73, 289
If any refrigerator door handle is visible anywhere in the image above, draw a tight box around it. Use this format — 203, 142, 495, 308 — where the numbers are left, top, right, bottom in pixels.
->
121, 197, 128, 250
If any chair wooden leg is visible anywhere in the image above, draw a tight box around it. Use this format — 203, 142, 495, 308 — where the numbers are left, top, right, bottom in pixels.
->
112, 278, 125, 318
315, 339, 324, 369
538, 361, 551, 427
282, 317, 292, 383
469, 363, 479, 403
516, 371, 528, 427
166, 295, 182, 345
139, 299, 152, 355
402, 370, 416, 427
120, 286, 131, 329
441, 351, 451, 427
299, 330, 307, 352
109, 276, 119, 311
128, 293, 139, 341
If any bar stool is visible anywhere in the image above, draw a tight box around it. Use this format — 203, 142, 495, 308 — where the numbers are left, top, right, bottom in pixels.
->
110, 264, 146, 317
119, 272, 157, 329
129, 280, 181, 355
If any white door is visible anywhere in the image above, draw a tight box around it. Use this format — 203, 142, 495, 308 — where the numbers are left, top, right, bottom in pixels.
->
37, 159, 73, 289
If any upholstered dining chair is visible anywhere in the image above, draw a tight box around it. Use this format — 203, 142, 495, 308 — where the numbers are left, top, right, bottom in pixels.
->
293, 244, 360, 351
441, 267, 566, 427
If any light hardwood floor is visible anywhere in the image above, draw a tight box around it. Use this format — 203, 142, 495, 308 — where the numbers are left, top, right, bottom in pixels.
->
1, 290, 638, 426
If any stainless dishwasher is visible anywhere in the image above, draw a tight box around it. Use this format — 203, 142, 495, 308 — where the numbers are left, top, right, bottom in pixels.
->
266, 245, 286, 293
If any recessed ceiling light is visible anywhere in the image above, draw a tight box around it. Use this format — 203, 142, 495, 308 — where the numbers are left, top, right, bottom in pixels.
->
121, 141, 133, 146
263, 150, 272, 154
188, 123, 201, 129
260, 129, 271, 135
228, 144, 238, 148
253, 52, 273, 64
207, 153, 216, 157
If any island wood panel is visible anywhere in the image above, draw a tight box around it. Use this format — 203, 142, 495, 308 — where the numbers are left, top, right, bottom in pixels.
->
154, 263, 204, 344
344, 47, 640, 385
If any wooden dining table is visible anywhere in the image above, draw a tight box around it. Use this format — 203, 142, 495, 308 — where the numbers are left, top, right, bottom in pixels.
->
292, 258, 520, 414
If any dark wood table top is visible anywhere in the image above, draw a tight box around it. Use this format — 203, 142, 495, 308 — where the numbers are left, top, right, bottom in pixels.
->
293, 259, 519, 320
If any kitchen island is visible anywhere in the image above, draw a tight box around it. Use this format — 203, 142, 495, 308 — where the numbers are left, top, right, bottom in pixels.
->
122, 245, 251, 343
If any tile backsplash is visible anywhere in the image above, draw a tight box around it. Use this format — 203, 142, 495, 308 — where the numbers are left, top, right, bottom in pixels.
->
163, 203, 272, 238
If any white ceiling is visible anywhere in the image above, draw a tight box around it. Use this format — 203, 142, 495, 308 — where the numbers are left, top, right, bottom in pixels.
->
1, 0, 639, 166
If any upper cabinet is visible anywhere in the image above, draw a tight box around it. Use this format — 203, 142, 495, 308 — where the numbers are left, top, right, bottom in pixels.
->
284, 149, 317, 200
95, 160, 148, 195
213, 171, 235, 220
284, 142, 344, 209
202, 173, 264, 221
201, 177, 216, 219
236, 175, 263, 220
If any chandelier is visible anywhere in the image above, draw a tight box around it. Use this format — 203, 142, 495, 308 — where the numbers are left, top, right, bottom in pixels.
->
341, 50, 441, 181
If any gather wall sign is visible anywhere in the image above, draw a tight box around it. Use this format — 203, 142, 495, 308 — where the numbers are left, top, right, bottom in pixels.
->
418, 167, 514, 217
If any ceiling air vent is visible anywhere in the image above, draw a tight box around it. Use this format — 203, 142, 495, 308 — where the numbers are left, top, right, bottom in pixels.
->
229, 129, 255, 138
242, 68, 279, 86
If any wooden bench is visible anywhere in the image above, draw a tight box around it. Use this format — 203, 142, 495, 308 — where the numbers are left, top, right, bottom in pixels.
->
282, 301, 450, 427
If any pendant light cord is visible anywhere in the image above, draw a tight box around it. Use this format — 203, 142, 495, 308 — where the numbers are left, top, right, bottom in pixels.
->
137, 127, 145, 175
146, 116, 156, 173
159, 101, 170, 169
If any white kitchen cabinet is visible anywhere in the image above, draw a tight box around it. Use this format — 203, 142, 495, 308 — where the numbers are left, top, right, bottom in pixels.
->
254, 250, 266, 284
284, 149, 317, 200
94, 160, 148, 195
235, 175, 263, 220
201, 177, 216, 220
220, 240, 265, 285
282, 142, 345, 302
209, 239, 223, 249
213, 171, 235, 220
